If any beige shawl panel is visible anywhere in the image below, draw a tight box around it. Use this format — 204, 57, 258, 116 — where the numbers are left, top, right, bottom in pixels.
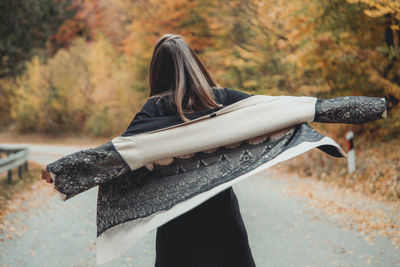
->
112, 95, 317, 170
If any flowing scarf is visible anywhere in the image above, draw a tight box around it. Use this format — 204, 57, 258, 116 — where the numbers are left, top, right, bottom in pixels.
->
45, 95, 386, 264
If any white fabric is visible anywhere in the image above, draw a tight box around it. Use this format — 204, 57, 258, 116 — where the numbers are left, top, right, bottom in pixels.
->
112, 95, 317, 170
97, 133, 345, 264
96, 94, 335, 264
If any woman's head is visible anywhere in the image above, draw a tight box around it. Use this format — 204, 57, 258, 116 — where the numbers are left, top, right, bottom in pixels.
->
149, 34, 222, 122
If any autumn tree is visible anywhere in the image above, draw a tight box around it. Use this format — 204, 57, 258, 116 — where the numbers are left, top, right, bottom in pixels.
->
0, 0, 77, 126
3, 0, 399, 138
48, 0, 133, 53
0, 0, 76, 78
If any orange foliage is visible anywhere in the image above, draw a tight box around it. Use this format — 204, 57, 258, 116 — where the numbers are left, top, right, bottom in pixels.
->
49, 0, 131, 52
122, 0, 215, 56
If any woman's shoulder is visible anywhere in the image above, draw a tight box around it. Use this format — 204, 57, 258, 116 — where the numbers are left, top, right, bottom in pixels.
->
147, 92, 177, 116
212, 87, 254, 105
142, 87, 254, 115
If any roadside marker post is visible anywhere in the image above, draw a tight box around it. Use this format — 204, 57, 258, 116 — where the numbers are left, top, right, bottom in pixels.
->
346, 131, 355, 173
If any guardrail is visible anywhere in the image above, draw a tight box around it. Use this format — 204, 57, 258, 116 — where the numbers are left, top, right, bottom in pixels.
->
0, 147, 30, 184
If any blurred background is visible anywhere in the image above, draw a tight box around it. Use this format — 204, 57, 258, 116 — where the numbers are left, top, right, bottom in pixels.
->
1, 0, 399, 198
0, 0, 399, 266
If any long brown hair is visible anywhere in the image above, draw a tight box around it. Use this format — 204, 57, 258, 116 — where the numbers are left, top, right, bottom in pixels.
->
149, 34, 222, 122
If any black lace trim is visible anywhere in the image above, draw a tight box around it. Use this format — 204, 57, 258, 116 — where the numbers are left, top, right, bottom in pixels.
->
96, 123, 327, 236
314, 96, 386, 124
47, 141, 130, 200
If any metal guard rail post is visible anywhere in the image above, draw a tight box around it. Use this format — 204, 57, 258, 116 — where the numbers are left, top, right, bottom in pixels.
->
0, 147, 30, 184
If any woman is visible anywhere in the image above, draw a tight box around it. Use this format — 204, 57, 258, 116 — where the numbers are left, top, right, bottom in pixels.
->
42, 33, 258, 266
42, 33, 387, 267
138, 34, 257, 267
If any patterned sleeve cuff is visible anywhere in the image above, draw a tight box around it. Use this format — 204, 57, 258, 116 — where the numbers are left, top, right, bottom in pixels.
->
49, 172, 67, 201
314, 96, 387, 124
45, 141, 131, 200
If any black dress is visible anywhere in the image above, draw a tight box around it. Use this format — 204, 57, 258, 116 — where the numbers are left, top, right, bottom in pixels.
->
131, 88, 257, 267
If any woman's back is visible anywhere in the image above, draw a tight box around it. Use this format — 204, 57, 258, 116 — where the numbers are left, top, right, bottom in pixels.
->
135, 34, 257, 267
139, 87, 257, 267
131, 87, 252, 120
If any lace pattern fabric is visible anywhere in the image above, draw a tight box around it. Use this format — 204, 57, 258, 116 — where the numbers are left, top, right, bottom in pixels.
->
314, 96, 387, 124
96, 123, 328, 236
46, 142, 131, 200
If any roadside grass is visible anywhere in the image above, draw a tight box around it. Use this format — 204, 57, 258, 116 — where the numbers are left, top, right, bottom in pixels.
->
0, 131, 109, 146
0, 161, 42, 221
274, 123, 400, 201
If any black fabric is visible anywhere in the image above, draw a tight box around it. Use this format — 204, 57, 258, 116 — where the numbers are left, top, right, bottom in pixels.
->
121, 88, 254, 137
155, 188, 256, 267
314, 96, 386, 124
131, 88, 256, 267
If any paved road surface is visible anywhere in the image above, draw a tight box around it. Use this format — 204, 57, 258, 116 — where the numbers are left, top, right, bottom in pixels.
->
0, 143, 399, 266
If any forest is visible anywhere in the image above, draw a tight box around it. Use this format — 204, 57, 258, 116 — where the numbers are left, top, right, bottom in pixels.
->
1, 2, 400, 265
1, 0, 399, 199
1, 0, 398, 137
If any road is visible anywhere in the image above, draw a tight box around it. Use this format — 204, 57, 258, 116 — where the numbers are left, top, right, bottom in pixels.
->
0, 143, 399, 267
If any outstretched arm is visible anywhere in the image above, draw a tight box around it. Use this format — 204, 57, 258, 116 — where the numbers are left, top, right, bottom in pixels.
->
313, 96, 387, 124
42, 94, 388, 201
43, 141, 131, 201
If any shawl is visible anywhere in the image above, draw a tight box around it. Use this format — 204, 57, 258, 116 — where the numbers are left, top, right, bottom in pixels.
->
45, 94, 387, 264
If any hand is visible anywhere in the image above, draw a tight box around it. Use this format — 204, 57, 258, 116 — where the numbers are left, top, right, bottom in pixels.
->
41, 168, 53, 183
